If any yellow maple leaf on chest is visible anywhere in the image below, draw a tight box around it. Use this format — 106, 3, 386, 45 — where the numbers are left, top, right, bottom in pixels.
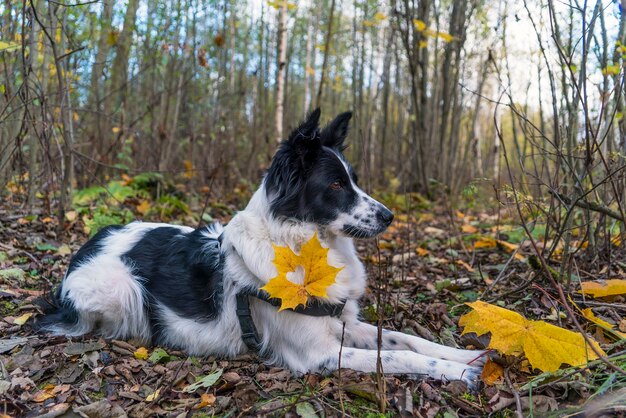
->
459, 301, 605, 372
260, 232, 343, 311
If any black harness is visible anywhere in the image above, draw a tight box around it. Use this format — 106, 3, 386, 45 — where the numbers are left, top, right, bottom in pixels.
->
216, 233, 346, 352
235, 289, 346, 351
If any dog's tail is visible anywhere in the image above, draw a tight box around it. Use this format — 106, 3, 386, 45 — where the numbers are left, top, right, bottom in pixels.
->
204, 222, 224, 240
33, 286, 81, 335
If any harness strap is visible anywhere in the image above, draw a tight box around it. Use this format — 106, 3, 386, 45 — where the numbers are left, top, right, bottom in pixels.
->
236, 292, 263, 351
235, 289, 346, 351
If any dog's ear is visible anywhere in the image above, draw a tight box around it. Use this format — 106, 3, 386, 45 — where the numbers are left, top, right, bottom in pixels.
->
287, 108, 321, 143
321, 111, 352, 150
287, 108, 322, 167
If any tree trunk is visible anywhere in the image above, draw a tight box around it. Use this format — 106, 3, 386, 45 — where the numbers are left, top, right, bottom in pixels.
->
315, 0, 336, 108
105, 0, 140, 158
87, 0, 114, 158
274, 1, 288, 141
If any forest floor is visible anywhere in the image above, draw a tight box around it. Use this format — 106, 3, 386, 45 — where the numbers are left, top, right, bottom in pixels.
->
1, 187, 625, 418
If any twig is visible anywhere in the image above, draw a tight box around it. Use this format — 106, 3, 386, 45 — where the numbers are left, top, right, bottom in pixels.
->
504, 368, 523, 418
549, 190, 625, 223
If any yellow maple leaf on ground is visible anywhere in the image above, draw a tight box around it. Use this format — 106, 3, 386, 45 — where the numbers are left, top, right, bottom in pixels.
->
581, 308, 626, 339
134, 347, 149, 360
481, 358, 504, 385
579, 279, 626, 298
459, 301, 605, 372
261, 233, 343, 311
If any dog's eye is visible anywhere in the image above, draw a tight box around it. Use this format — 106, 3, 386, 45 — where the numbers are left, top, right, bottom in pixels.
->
330, 181, 343, 191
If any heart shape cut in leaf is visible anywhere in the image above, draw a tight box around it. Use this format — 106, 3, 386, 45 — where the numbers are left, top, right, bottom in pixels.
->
261, 232, 343, 311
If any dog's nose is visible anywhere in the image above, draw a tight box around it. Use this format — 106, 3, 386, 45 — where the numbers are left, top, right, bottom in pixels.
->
376, 208, 394, 226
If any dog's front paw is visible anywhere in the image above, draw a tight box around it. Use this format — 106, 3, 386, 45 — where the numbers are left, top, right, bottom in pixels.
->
459, 366, 483, 391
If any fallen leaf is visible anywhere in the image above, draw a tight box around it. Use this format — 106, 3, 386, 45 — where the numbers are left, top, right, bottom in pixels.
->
261, 233, 343, 311
582, 308, 613, 329
481, 358, 504, 385
581, 308, 626, 339
148, 348, 169, 363
13, 313, 32, 326
496, 240, 519, 253
295, 401, 319, 418
455, 259, 474, 272
183, 369, 223, 393
424, 226, 446, 238
0, 337, 28, 353
57, 244, 72, 256
474, 237, 496, 249
146, 387, 161, 402
461, 224, 478, 233
134, 347, 148, 360
194, 393, 216, 409
136, 200, 151, 216
65, 210, 77, 222
416, 247, 430, 256
32, 390, 55, 402
459, 301, 605, 372
580, 279, 626, 298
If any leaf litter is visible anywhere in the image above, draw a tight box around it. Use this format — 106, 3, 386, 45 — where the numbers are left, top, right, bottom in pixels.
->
1, 199, 625, 416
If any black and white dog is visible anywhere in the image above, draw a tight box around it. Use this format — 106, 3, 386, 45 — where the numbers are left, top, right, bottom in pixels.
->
38, 110, 485, 387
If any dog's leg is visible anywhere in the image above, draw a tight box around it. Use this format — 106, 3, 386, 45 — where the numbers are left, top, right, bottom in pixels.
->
316, 347, 482, 389
342, 321, 487, 366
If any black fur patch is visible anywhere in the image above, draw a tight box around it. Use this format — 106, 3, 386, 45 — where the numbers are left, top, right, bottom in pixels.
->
67, 225, 124, 275
121, 227, 224, 324
264, 110, 358, 223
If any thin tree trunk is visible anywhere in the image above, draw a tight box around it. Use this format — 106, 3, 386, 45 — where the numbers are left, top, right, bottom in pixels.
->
315, 0, 336, 108
87, 0, 114, 158
303, 7, 317, 114
274, 1, 287, 141
105, 0, 139, 157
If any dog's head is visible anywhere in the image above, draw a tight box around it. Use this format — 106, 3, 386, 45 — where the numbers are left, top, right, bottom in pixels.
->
264, 109, 393, 238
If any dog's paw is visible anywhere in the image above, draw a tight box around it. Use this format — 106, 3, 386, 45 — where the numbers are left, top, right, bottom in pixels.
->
459, 366, 483, 392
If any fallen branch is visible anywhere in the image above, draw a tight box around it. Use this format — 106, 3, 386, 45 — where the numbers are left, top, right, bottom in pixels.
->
550, 190, 625, 223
